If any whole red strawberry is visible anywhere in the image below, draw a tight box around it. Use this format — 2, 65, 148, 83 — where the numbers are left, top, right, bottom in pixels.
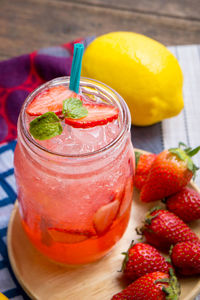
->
165, 187, 200, 222
140, 143, 200, 202
170, 242, 200, 275
141, 207, 200, 250
134, 152, 156, 190
122, 241, 172, 281
111, 270, 180, 300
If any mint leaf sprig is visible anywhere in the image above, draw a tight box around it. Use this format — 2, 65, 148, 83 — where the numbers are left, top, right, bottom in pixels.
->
29, 97, 88, 140
29, 112, 63, 140
63, 97, 88, 119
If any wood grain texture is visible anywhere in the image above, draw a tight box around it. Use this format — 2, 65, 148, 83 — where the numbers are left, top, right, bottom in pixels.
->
72, 0, 200, 20
7, 164, 200, 300
0, 0, 200, 61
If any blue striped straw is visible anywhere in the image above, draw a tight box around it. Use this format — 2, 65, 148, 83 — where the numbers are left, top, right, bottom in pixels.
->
69, 43, 84, 94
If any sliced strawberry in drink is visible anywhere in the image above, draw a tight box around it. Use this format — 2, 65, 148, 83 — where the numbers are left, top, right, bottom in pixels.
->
93, 199, 120, 235
115, 184, 125, 203
26, 86, 77, 116
48, 228, 93, 244
65, 103, 119, 128
118, 176, 133, 217
40, 217, 53, 247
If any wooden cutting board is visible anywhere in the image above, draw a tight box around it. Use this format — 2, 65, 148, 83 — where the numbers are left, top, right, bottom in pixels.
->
7, 149, 200, 300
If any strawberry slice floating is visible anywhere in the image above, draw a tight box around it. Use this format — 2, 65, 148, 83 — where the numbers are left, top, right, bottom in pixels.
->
26, 86, 78, 116
26, 84, 119, 129
65, 103, 119, 128
48, 228, 93, 244
93, 199, 120, 235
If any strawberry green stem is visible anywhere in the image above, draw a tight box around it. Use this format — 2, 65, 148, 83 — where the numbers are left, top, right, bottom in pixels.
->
144, 206, 162, 225
155, 269, 180, 299
121, 240, 134, 272
187, 146, 200, 157
169, 245, 174, 256
163, 268, 180, 300
169, 144, 200, 176
135, 151, 141, 167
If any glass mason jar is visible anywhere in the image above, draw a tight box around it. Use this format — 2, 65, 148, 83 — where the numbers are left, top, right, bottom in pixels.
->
14, 77, 135, 265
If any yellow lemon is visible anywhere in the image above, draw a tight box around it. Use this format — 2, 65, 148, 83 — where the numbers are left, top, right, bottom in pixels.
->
82, 32, 184, 126
0, 293, 9, 300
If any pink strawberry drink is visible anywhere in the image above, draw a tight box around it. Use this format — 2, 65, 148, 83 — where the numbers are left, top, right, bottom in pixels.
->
14, 77, 135, 264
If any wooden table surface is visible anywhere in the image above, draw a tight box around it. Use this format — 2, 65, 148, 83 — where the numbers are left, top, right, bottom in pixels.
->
0, 0, 200, 60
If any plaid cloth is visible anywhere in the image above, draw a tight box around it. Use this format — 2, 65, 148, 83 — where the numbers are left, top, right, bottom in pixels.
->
0, 140, 29, 299
0, 40, 200, 299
